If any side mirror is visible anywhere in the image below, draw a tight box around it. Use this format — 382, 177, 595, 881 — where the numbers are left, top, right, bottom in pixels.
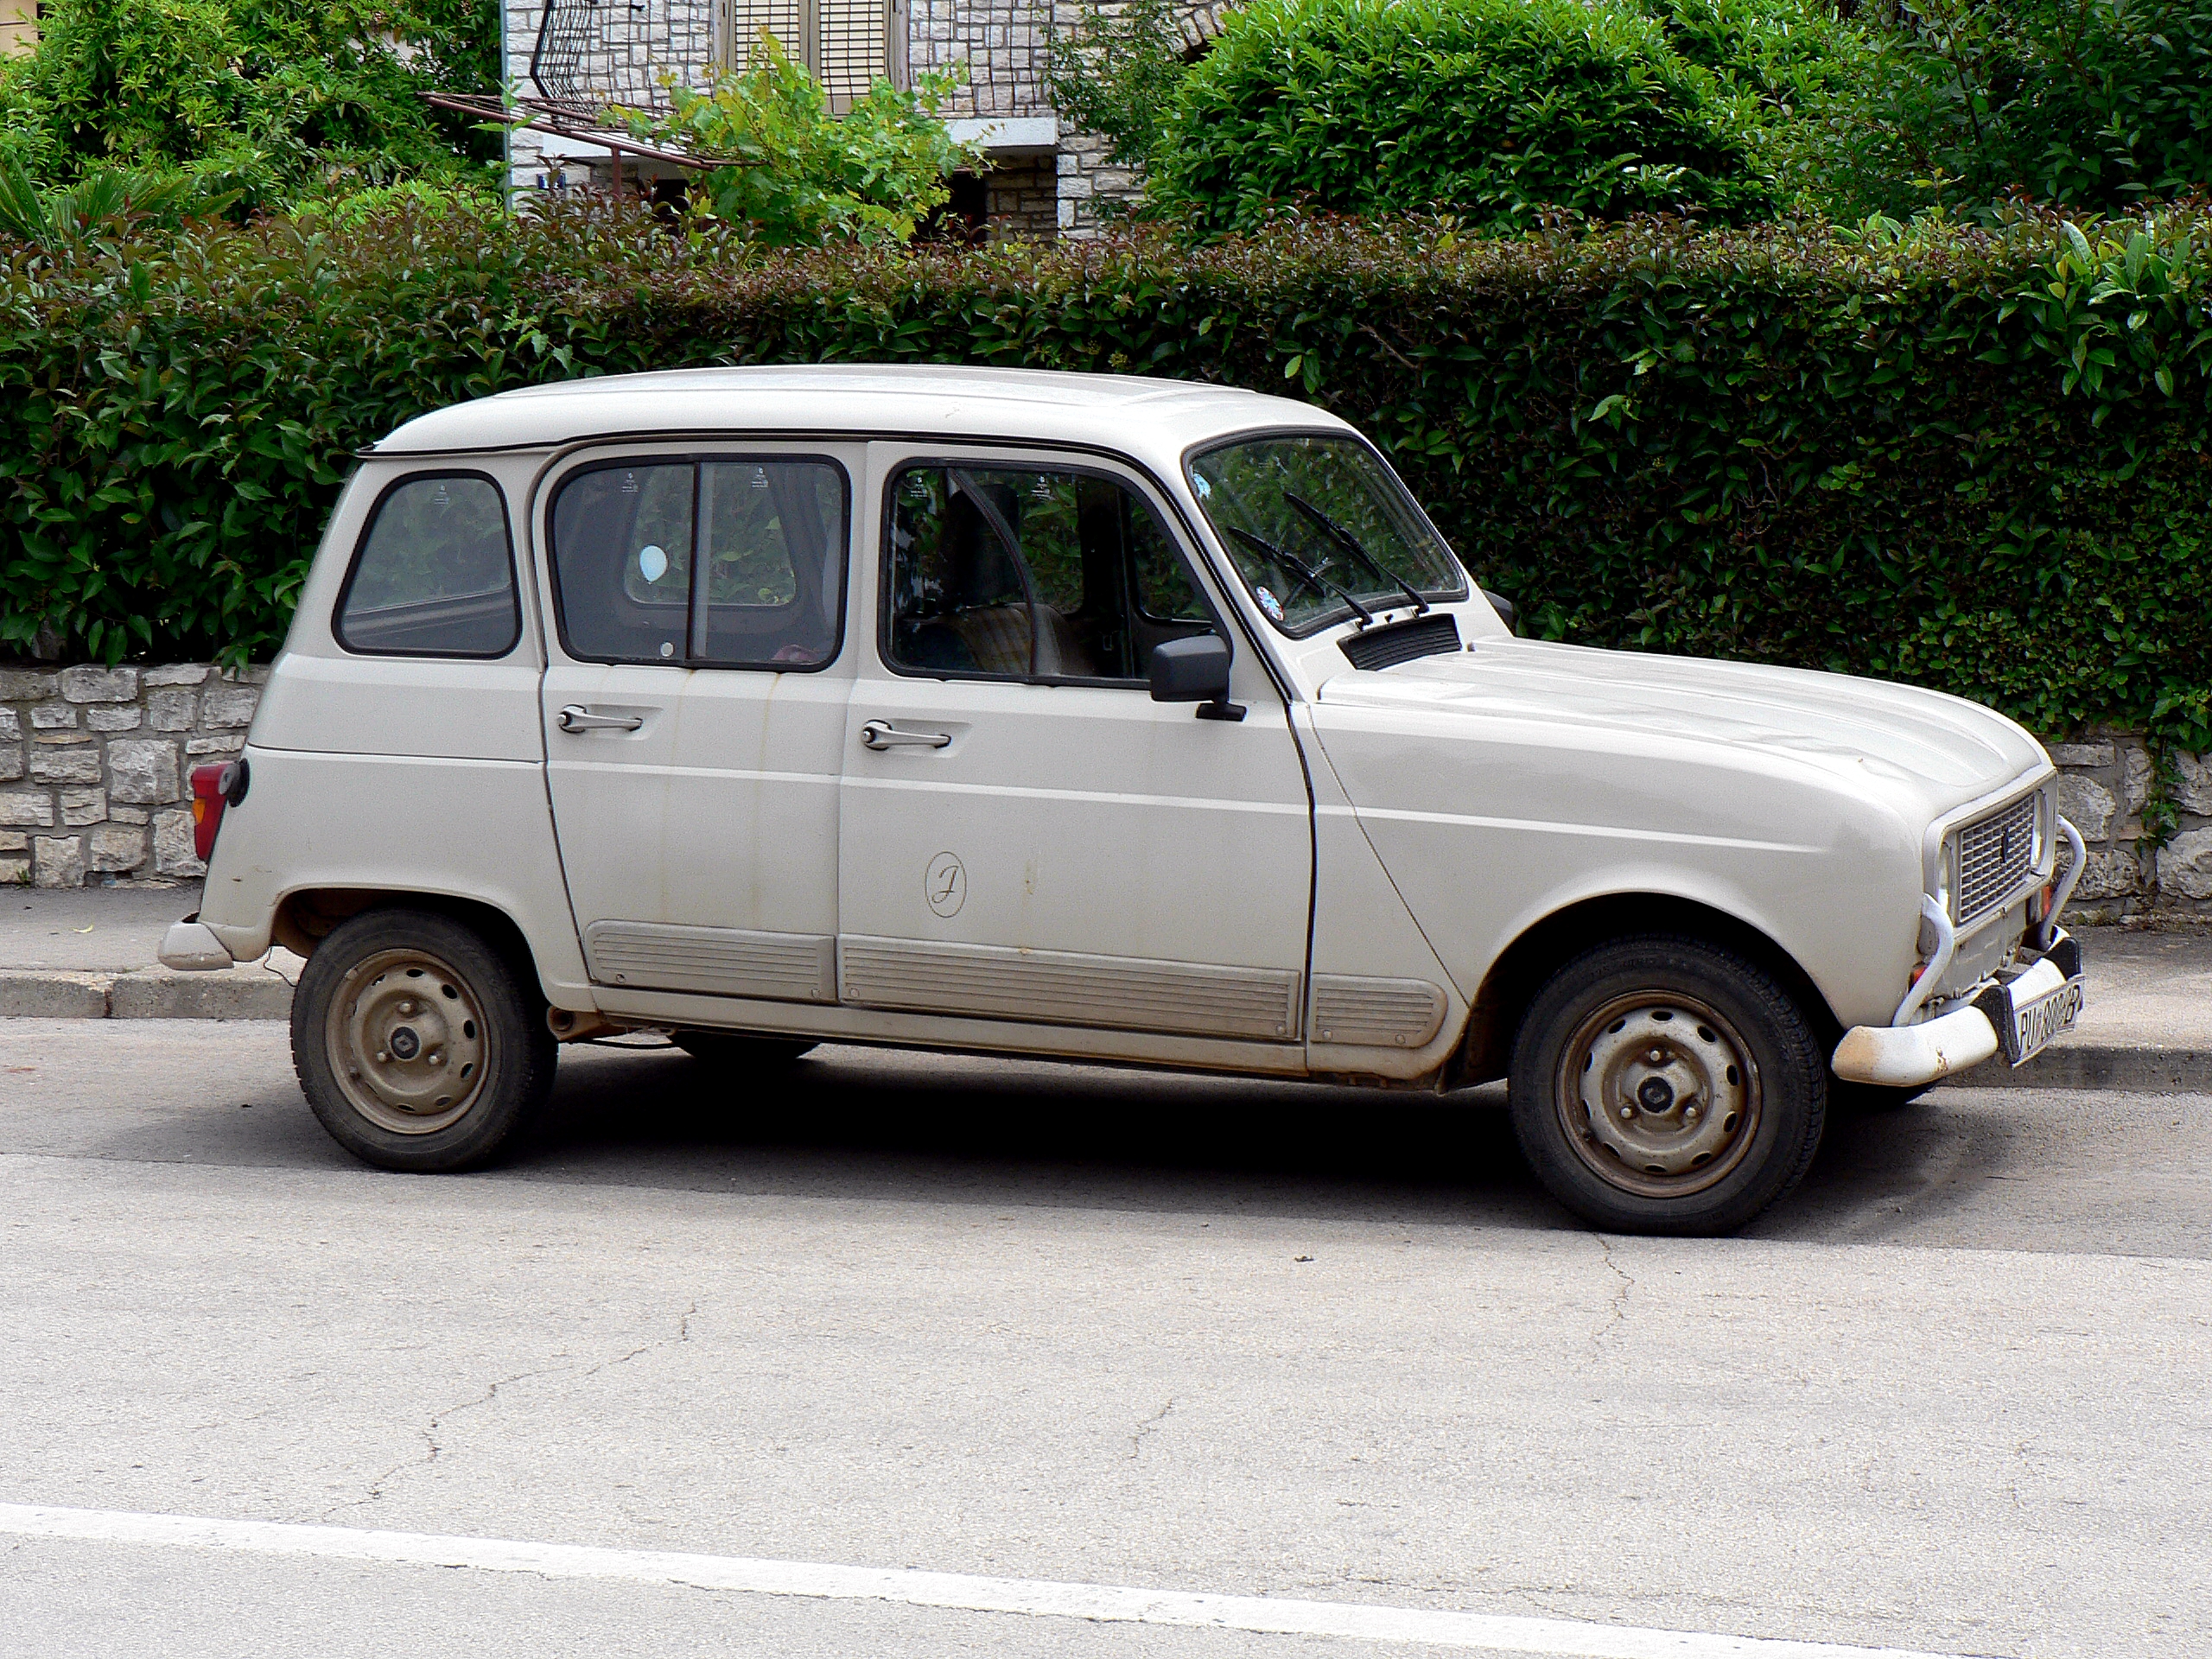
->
1148, 634, 1243, 721
1484, 588, 1518, 633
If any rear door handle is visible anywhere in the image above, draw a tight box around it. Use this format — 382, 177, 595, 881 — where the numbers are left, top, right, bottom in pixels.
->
861, 719, 952, 751
557, 705, 645, 734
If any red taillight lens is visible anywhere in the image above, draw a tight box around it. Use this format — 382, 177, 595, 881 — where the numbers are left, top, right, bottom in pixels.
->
189, 762, 238, 862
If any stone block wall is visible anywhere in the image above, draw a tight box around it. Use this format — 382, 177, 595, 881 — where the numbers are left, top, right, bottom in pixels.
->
2052, 732, 2212, 920
0, 665, 267, 888
986, 154, 1061, 239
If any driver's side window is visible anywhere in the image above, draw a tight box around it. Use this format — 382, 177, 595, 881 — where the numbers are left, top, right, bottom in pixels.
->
883, 463, 1214, 683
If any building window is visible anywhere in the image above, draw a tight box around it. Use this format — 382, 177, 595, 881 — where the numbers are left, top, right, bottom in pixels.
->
721, 0, 902, 107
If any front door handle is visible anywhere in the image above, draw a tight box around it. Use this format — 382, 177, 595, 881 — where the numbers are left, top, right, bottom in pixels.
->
556, 704, 645, 734
861, 719, 952, 751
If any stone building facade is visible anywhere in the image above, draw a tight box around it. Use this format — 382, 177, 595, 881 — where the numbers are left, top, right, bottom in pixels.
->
502, 0, 1141, 238
6, 660, 2209, 912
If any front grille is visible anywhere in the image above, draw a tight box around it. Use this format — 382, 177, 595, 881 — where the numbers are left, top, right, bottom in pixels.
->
1339, 613, 1460, 671
1955, 793, 2038, 924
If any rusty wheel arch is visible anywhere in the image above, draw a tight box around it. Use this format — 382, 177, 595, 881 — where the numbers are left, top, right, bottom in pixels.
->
1447, 894, 1843, 1090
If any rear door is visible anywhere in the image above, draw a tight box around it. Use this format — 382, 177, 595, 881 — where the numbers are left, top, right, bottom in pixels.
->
537, 448, 859, 1006
836, 447, 1314, 1054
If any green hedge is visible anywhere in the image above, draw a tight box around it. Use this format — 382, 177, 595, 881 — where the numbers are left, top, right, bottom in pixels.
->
2, 202, 2208, 756
1150, 0, 1779, 234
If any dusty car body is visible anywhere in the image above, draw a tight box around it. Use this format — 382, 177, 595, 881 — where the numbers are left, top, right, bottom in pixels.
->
163, 366, 2084, 1232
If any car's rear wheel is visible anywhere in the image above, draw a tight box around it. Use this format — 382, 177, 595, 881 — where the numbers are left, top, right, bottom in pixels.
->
671, 1031, 817, 1067
1509, 935, 1827, 1235
292, 908, 556, 1173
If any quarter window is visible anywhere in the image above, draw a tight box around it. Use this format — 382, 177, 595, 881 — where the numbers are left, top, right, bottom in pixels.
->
335, 474, 519, 658
884, 464, 1216, 683
550, 458, 848, 668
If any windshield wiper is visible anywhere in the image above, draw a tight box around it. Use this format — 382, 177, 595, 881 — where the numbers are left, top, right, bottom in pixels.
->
1225, 525, 1374, 627
1282, 490, 1428, 615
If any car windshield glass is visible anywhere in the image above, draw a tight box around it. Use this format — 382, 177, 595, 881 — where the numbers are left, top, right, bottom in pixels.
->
1186, 435, 1466, 633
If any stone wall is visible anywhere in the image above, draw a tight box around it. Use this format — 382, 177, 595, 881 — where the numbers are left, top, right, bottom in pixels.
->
986, 154, 1061, 239
0, 665, 266, 888
6, 662, 2208, 912
2051, 732, 2212, 921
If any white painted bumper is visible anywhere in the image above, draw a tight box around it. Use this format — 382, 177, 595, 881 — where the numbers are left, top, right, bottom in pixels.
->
158, 919, 234, 973
1832, 953, 2073, 1089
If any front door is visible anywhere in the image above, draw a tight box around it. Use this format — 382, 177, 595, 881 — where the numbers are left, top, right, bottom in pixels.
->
837, 449, 1313, 1050
539, 448, 858, 1006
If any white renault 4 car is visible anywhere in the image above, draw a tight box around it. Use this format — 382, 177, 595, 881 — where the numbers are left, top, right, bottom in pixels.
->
162, 365, 2084, 1234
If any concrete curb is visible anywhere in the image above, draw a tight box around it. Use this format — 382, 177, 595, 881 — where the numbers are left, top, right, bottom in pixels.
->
0, 968, 292, 1021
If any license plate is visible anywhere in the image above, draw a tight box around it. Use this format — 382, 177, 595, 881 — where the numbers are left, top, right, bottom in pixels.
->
2010, 976, 2085, 1065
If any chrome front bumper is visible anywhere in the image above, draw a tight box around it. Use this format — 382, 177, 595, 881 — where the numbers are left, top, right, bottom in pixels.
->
1833, 930, 2083, 1089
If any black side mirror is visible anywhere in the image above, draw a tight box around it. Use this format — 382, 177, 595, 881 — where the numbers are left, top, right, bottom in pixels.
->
1484, 588, 1518, 633
1148, 634, 1244, 721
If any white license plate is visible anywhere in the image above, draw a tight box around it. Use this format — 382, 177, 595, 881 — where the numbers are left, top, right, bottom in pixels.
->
2010, 976, 2085, 1065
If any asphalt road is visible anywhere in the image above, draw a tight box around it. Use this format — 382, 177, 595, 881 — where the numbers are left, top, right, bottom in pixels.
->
0, 1020, 2205, 1659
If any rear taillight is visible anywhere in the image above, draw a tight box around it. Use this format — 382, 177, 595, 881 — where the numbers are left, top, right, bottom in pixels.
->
188, 759, 249, 862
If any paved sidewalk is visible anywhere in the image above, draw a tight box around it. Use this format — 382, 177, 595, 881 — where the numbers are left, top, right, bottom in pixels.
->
0, 883, 295, 1020
0, 886, 2203, 1088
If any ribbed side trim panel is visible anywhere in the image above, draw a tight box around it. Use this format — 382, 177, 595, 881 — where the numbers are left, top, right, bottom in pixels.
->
584, 922, 836, 1004
1310, 975, 1447, 1048
841, 937, 1301, 1042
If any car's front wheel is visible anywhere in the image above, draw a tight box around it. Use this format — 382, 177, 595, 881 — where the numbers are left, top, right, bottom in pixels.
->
292, 908, 557, 1173
1508, 935, 1827, 1235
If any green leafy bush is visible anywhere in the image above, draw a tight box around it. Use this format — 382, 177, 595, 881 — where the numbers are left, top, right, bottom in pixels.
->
623, 38, 984, 246
1144, 0, 1785, 232
1046, 0, 1205, 174
0, 205, 2206, 752
1787, 0, 2212, 219
0, 0, 499, 209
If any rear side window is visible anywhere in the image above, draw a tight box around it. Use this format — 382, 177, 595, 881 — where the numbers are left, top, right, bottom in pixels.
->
550, 457, 848, 669
335, 473, 520, 658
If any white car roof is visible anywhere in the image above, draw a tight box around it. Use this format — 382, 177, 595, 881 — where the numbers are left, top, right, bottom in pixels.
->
368, 365, 1357, 467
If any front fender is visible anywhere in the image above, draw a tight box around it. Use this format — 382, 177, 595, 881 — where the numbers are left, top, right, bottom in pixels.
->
1307, 708, 1923, 1032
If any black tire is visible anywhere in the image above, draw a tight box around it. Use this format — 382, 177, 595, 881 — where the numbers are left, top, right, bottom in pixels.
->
1508, 935, 1827, 1236
292, 907, 557, 1173
671, 1030, 817, 1066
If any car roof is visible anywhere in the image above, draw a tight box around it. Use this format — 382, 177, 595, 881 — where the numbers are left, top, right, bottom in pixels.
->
366, 365, 1355, 464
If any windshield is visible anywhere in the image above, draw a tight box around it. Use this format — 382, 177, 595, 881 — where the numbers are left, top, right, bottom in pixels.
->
1186, 435, 1467, 634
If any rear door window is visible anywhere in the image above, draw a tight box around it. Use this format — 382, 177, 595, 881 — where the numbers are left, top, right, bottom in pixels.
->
550, 457, 848, 668
335, 473, 520, 658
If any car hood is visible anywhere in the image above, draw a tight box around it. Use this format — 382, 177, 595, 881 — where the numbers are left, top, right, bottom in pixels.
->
1313, 638, 2048, 809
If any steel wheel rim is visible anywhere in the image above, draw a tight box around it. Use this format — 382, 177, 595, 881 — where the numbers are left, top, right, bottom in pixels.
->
1554, 990, 1761, 1199
325, 947, 491, 1136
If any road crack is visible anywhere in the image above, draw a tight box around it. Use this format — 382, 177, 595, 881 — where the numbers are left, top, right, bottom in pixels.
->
1128, 1397, 1175, 1459
1589, 1234, 1633, 1365
323, 1302, 700, 1519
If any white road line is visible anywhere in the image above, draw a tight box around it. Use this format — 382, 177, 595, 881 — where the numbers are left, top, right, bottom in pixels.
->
0, 1503, 1992, 1659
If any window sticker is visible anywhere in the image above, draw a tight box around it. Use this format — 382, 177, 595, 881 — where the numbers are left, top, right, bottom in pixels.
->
1255, 585, 1285, 622
637, 543, 669, 583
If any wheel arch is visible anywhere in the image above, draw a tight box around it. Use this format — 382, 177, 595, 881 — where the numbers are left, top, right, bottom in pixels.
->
275, 887, 543, 1004
1449, 893, 1844, 1088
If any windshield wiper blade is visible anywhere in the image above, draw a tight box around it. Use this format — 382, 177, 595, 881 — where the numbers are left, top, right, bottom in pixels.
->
1282, 489, 1428, 615
1225, 525, 1374, 626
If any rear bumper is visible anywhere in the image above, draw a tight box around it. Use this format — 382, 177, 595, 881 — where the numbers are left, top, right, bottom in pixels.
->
1832, 931, 2082, 1090
158, 917, 235, 973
